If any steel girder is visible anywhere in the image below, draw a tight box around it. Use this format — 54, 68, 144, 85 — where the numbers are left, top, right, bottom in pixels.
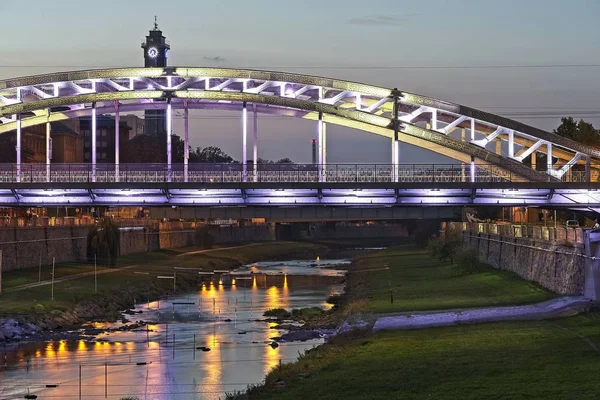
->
1, 183, 600, 208
0, 67, 595, 182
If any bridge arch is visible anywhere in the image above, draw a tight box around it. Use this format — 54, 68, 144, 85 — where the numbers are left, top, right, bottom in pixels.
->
0, 67, 595, 183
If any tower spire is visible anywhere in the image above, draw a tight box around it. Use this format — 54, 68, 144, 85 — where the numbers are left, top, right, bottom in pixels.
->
154, 15, 158, 30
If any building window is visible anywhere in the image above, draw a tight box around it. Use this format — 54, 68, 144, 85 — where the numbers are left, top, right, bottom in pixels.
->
101, 130, 107, 137
101, 152, 107, 159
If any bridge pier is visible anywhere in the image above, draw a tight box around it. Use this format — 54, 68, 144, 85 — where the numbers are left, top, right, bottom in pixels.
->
46, 113, 51, 182
253, 104, 258, 182
16, 113, 21, 183
115, 103, 120, 182
318, 112, 324, 182
166, 100, 172, 182
184, 101, 189, 183
584, 231, 600, 301
242, 102, 248, 182
91, 102, 97, 182
322, 121, 327, 182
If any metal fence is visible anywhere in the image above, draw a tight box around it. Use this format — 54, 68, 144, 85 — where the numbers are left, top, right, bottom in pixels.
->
0, 163, 570, 184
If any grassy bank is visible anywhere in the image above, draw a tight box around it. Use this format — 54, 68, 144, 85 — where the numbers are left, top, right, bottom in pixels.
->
347, 247, 553, 314
231, 246, 579, 399
240, 314, 600, 400
0, 241, 325, 317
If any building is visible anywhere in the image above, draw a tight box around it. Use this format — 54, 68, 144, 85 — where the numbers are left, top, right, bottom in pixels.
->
120, 114, 146, 140
80, 116, 131, 163
141, 18, 170, 137
2, 120, 84, 163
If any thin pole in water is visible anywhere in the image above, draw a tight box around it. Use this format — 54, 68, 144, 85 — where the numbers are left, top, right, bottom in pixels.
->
172, 333, 175, 359
79, 364, 82, 399
51, 257, 55, 300
193, 334, 196, 360
104, 363, 107, 398
94, 254, 97, 293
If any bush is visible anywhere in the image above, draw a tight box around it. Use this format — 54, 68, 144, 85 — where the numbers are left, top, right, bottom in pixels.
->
291, 307, 324, 318
326, 294, 343, 307
196, 226, 216, 249
263, 308, 291, 318
455, 247, 481, 274
428, 228, 462, 264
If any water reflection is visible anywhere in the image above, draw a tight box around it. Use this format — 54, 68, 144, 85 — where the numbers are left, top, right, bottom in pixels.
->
0, 259, 345, 400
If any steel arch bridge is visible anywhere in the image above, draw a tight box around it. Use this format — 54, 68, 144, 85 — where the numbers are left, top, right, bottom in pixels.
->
0, 67, 599, 208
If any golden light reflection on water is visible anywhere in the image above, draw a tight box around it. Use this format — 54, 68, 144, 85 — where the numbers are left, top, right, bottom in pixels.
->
264, 285, 288, 374
77, 340, 87, 353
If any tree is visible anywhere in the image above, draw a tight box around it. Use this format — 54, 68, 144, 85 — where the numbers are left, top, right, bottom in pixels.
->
554, 117, 600, 146
189, 146, 235, 163
87, 218, 120, 267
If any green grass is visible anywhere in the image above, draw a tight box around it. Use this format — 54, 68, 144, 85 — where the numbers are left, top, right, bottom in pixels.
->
0, 241, 324, 316
349, 247, 553, 314
247, 313, 600, 400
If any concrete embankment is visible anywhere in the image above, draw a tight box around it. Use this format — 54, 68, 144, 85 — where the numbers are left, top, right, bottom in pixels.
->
370, 296, 591, 332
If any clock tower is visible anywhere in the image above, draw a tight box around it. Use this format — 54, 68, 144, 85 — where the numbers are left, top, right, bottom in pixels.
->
142, 17, 170, 137
142, 16, 170, 68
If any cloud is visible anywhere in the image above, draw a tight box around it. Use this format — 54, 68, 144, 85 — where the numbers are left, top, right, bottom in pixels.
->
203, 56, 227, 64
347, 14, 419, 27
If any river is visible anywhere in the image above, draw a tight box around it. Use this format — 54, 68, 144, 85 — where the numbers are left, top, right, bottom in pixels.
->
0, 258, 349, 400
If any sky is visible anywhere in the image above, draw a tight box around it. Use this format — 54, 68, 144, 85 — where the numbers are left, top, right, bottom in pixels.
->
2, 0, 600, 163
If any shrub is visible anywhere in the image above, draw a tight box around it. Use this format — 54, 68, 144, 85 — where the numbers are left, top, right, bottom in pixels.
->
263, 308, 291, 318
455, 247, 481, 274
196, 226, 216, 249
326, 294, 343, 307
291, 307, 324, 318
87, 217, 120, 267
428, 228, 462, 264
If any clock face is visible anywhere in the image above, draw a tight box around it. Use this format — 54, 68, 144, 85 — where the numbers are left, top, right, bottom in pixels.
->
147, 47, 159, 58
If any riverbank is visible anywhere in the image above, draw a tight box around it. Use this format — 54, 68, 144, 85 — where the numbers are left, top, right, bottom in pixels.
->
0, 241, 326, 343
229, 247, 600, 399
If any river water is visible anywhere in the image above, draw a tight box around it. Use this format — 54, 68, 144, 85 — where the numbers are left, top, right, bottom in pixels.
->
0, 259, 349, 400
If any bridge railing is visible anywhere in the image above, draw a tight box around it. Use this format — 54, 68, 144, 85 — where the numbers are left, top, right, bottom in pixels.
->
0, 163, 590, 184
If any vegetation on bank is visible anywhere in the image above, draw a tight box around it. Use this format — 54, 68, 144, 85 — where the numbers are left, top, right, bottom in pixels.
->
346, 247, 553, 314
230, 244, 562, 399
0, 241, 325, 317
232, 313, 600, 400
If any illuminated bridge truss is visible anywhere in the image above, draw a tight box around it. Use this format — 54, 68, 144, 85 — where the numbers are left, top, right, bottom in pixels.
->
1, 67, 598, 185
0, 67, 599, 209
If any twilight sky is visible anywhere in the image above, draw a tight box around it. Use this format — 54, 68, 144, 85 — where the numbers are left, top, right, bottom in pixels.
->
2, 0, 600, 164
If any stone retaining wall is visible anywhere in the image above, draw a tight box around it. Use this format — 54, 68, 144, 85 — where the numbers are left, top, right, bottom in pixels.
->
0, 224, 274, 272
447, 222, 586, 295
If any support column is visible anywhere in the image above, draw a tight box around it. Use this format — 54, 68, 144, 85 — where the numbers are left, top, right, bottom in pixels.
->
91, 103, 97, 182
546, 143, 553, 175
46, 113, 51, 182
16, 113, 21, 183
431, 109, 438, 131
242, 102, 248, 182
166, 100, 172, 182
318, 112, 323, 182
470, 155, 476, 183
392, 89, 399, 182
184, 101, 189, 183
114, 102, 120, 182
253, 104, 258, 182
585, 155, 591, 183
470, 118, 476, 141
322, 122, 327, 182
507, 130, 514, 158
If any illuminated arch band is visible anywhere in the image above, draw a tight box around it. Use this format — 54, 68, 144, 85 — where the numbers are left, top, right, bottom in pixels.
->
0, 67, 595, 183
